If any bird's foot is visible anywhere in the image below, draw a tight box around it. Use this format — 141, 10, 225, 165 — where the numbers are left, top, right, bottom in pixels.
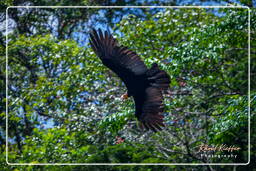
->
121, 93, 129, 100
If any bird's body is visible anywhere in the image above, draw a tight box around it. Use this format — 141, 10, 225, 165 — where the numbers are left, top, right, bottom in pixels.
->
89, 29, 170, 132
104, 59, 148, 97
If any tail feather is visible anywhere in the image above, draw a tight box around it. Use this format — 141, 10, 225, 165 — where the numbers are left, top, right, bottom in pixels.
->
147, 63, 170, 90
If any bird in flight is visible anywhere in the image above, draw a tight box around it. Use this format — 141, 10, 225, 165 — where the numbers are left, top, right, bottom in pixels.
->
89, 29, 170, 132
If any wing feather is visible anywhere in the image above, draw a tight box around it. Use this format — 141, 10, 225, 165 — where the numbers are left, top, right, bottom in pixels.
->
89, 29, 148, 79
134, 87, 166, 132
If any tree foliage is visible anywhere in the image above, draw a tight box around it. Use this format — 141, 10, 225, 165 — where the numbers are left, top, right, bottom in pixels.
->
0, 1, 255, 170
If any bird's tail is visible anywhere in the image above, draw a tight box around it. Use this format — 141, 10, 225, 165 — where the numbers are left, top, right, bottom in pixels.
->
146, 63, 170, 90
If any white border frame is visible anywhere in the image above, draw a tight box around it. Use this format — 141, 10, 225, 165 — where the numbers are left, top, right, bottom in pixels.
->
5, 6, 251, 166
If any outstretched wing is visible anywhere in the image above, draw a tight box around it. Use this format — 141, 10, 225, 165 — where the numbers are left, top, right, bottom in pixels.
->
134, 87, 166, 132
89, 29, 148, 86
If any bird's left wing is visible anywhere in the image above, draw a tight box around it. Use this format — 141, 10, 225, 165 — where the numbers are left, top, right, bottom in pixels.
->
89, 28, 148, 80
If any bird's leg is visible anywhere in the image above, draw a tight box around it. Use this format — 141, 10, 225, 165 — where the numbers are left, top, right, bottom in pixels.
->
121, 92, 129, 100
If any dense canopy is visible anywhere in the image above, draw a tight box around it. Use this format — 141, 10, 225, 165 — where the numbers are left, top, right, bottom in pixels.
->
0, 1, 255, 170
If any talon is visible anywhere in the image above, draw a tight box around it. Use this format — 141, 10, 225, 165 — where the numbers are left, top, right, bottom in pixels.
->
121, 93, 129, 100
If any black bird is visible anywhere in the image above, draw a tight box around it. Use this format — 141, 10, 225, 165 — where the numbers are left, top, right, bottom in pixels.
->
89, 29, 170, 132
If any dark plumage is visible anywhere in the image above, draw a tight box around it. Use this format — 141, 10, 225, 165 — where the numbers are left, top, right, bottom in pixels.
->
89, 28, 170, 132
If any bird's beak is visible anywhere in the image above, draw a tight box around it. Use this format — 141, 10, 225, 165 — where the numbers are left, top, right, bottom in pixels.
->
121, 93, 129, 100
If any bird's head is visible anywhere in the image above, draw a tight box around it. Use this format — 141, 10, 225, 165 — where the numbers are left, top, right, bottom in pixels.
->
121, 93, 129, 100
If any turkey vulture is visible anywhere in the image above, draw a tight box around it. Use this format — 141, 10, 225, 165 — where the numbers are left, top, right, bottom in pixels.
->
89, 29, 170, 132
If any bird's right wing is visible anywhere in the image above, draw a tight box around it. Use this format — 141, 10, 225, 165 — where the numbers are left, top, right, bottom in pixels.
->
134, 87, 166, 132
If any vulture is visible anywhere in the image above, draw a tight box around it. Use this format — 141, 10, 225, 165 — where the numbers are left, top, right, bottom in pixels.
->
89, 28, 170, 132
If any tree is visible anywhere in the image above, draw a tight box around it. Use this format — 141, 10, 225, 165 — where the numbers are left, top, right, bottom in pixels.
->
0, 1, 255, 170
